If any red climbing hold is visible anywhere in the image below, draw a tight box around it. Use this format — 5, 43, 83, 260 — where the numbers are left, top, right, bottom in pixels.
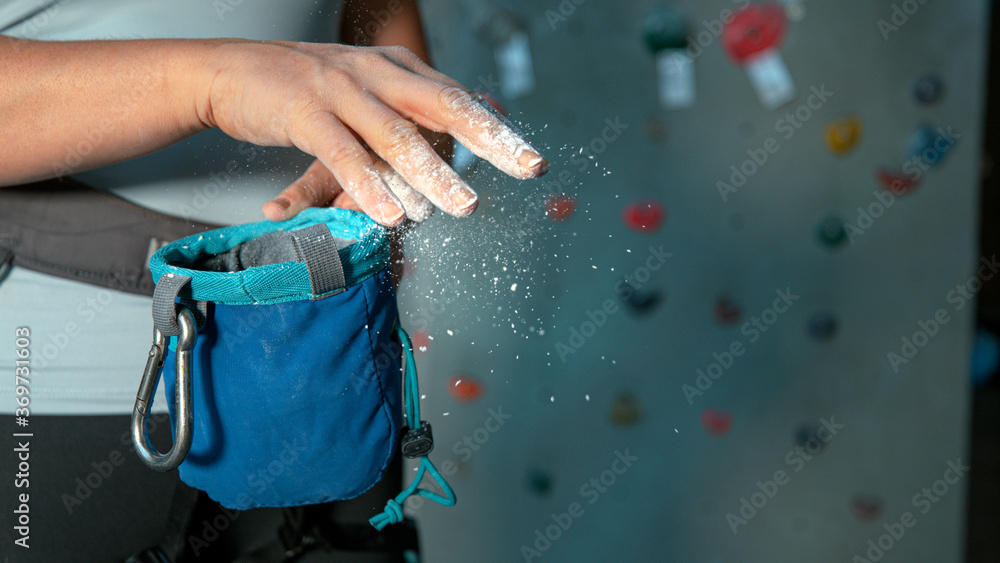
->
545, 194, 576, 222
721, 3, 788, 64
701, 409, 733, 437
411, 329, 430, 353
850, 493, 884, 521
714, 297, 741, 325
876, 168, 919, 196
623, 200, 665, 233
448, 375, 484, 402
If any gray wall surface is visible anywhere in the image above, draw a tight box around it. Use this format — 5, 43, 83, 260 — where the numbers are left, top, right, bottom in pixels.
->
398, 1, 988, 561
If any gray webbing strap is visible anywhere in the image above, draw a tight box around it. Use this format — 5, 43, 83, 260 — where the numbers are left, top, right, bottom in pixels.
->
289, 224, 346, 299
152, 273, 207, 336
0, 179, 221, 296
0, 244, 13, 284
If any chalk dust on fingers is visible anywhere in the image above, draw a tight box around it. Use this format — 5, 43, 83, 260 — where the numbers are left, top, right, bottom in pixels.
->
375, 160, 436, 222
380, 141, 478, 218
341, 164, 405, 225
448, 94, 549, 180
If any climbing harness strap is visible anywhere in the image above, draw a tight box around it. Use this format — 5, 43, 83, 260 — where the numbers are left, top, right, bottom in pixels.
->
0, 178, 220, 295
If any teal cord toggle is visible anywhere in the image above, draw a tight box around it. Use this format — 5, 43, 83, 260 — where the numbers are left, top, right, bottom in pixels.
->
370, 326, 457, 530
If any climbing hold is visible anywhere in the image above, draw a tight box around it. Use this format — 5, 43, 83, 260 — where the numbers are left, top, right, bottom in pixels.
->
722, 3, 787, 64
619, 279, 663, 315
643, 5, 689, 53
623, 201, 665, 233
714, 297, 741, 325
722, 2, 795, 109
795, 422, 828, 454
816, 216, 848, 248
825, 117, 863, 155
701, 409, 733, 437
545, 194, 576, 222
807, 311, 838, 340
971, 330, 999, 388
526, 468, 553, 496
907, 124, 957, 167
447, 375, 483, 402
411, 330, 430, 353
914, 75, 944, 105
610, 392, 642, 426
850, 493, 884, 521
876, 168, 919, 196
644, 6, 696, 109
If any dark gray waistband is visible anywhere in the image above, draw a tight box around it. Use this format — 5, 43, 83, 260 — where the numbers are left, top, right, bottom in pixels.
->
0, 178, 221, 296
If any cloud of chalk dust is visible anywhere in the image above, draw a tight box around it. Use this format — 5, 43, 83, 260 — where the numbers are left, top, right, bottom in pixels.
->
395, 117, 577, 353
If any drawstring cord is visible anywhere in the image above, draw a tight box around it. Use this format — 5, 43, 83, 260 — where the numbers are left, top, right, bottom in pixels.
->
370, 326, 456, 530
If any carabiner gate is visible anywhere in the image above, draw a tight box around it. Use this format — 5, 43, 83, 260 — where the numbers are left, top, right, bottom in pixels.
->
131, 307, 197, 472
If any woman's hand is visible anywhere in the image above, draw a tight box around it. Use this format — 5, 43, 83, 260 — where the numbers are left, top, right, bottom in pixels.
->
203, 41, 547, 226
263, 124, 450, 224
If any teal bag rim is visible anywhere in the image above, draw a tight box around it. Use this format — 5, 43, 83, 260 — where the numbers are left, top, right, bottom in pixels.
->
149, 208, 390, 305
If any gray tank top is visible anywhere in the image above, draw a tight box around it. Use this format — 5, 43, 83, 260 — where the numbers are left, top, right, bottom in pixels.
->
0, 0, 346, 414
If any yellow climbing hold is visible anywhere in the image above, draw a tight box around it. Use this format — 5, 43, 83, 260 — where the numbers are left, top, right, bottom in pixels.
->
825, 116, 863, 155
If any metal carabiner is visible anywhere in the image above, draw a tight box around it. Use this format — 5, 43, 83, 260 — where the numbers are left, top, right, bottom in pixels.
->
131, 307, 197, 472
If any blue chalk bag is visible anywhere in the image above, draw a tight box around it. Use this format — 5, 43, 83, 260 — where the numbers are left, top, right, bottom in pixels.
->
131, 208, 454, 529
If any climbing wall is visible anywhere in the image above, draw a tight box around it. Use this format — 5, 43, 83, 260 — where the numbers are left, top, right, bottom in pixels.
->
399, 1, 988, 561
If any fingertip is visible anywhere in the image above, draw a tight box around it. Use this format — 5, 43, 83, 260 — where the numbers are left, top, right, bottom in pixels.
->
262, 199, 291, 222
450, 194, 478, 217
522, 151, 550, 178
408, 201, 435, 223
377, 201, 407, 227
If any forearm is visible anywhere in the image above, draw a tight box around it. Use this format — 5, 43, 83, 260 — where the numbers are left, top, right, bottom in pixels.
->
0, 26, 546, 225
0, 36, 217, 185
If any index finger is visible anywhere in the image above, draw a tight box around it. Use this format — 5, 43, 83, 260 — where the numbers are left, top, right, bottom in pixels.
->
369, 53, 549, 180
